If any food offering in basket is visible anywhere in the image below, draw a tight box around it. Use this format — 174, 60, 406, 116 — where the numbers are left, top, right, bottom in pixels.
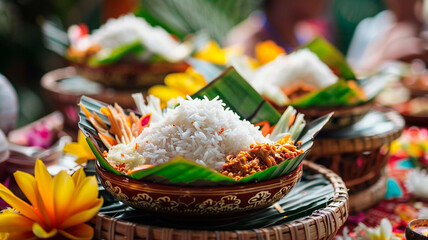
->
379, 60, 428, 126
241, 37, 384, 130
147, 40, 284, 108
390, 96, 428, 127
66, 14, 194, 88
400, 60, 428, 98
78, 67, 331, 217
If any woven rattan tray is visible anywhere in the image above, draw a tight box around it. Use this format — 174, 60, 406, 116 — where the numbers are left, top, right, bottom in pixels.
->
308, 109, 404, 192
89, 161, 348, 240
310, 109, 404, 156
349, 173, 387, 212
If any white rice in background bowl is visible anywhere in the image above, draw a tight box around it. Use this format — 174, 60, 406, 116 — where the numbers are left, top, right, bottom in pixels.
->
107, 97, 270, 171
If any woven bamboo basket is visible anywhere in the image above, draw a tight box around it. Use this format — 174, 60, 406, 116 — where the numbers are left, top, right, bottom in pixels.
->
89, 160, 349, 240
275, 101, 374, 131
309, 109, 404, 193
348, 173, 388, 212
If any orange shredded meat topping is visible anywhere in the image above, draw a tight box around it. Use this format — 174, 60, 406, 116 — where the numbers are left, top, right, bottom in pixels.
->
220, 134, 303, 180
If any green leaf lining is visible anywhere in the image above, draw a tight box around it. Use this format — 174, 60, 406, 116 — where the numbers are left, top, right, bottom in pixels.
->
88, 40, 146, 66
290, 79, 365, 107
301, 37, 356, 80
192, 66, 281, 125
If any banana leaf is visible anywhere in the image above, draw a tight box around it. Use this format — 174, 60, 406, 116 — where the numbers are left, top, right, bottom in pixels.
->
192, 66, 281, 125
302, 37, 356, 81
40, 19, 69, 57
87, 40, 146, 66
290, 79, 366, 107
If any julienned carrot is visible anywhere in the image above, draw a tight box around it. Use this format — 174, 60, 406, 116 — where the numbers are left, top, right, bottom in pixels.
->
93, 111, 108, 129
98, 132, 117, 149
100, 106, 110, 116
255, 121, 272, 136
288, 113, 296, 127
80, 103, 93, 120
126, 164, 155, 174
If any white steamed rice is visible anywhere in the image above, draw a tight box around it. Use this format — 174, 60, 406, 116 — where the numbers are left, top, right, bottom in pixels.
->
107, 96, 270, 171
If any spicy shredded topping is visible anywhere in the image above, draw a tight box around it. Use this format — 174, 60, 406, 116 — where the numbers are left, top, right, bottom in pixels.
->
220, 134, 303, 180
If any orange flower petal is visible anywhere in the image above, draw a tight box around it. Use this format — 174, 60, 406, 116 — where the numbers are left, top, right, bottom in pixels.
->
32, 222, 57, 239
14, 171, 52, 227
0, 213, 33, 232
0, 183, 13, 195
58, 223, 94, 240
35, 159, 55, 222
59, 198, 103, 229
0, 189, 41, 223
53, 170, 75, 224
71, 176, 98, 214
255, 40, 285, 65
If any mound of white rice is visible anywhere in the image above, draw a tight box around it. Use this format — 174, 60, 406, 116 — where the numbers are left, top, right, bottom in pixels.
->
250, 49, 338, 106
107, 97, 270, 171
72, 14, 193, 62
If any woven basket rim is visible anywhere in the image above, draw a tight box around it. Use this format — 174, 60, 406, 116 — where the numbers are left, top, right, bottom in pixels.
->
90, 160, 349, 240
349, 173, 387, 213
311, 109, 404, 155
41, 67, 144, 108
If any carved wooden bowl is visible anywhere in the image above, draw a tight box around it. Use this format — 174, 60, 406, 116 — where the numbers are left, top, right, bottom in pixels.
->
95, 160, 303, 217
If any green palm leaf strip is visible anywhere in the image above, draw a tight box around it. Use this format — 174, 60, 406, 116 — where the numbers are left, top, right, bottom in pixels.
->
302, 37, 356, 80
128, 157, 235, 184
290, 79, 365, 107
87, 40, 146, 66
192, 66, 281, 125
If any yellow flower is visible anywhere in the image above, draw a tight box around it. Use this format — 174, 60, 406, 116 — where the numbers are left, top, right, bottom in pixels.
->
0, 159, 103, 239
63, 131, 96, 165
408, 143, 423, 157
149, 67, 207, 108
194, 40, 242, 65
255, 40, 285, 65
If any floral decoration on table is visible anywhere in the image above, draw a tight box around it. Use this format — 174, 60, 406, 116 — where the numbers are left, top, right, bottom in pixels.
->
390, 127, 428, 168
8, 111, 65, 149
339, 218, 404, 240
0, 160, 102, 239
406, 168, 428, 199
